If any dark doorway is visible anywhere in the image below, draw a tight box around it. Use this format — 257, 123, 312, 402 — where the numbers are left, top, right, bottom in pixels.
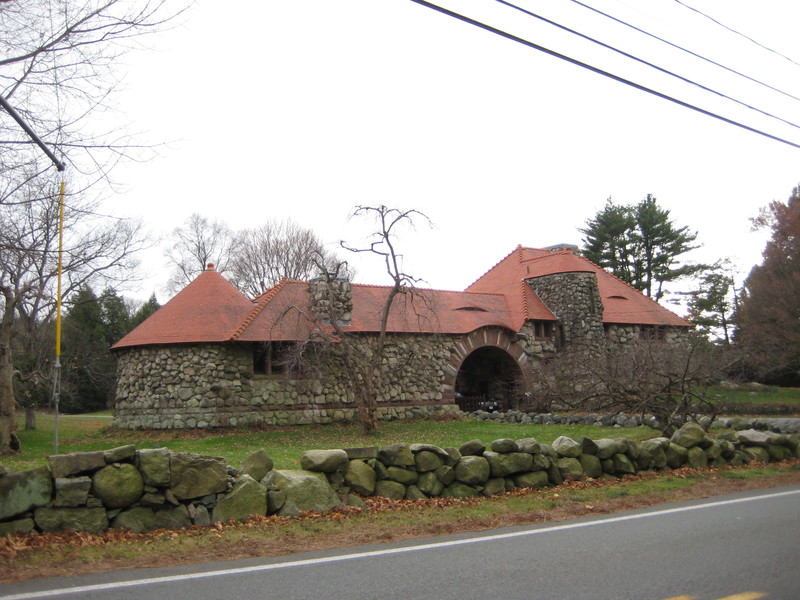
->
454, 346, 522, 412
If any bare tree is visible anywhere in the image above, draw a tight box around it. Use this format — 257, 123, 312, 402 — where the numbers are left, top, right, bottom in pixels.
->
0, 182, 147, 454
291, 206, 430, 433
227, 218, 340, 297
526, 335, 739, 436
1, 0, 187, 198
164, 213, 234, 293
1, 0, 187, 453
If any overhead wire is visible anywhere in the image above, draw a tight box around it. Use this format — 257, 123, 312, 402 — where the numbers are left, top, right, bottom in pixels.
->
564, 0, 800, 105
495, 0, 800, 133
405, 0, 800, 150
673, 0, 800, 69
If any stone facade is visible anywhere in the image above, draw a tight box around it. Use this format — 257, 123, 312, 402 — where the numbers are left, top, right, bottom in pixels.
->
114, 264, 689, 430
527, 272, 605, 355
114, 333, 470, 430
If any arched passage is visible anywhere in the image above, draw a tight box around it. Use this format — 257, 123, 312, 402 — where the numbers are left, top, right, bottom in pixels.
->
455, 346, 523, 411
441, 327, 528, 412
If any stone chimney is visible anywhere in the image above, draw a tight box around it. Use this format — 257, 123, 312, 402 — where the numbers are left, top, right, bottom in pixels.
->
307, 272, 353, 326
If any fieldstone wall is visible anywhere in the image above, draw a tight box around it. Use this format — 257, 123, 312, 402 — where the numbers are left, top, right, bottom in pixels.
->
605, 324, 689, 346
114, 334, 463, 430
2, 425, 797, 536
527, 272, 605, 355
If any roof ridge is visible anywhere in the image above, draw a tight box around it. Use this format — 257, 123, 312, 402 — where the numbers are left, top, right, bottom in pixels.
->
465, 245, 523, 289
231, 278, 291, 340
519, 280, 531, 320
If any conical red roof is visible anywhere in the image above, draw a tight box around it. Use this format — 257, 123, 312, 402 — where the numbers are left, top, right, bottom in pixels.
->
112, 264, 254, 349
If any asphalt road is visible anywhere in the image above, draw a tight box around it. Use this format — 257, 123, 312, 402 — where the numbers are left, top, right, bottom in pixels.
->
3, 485, 799, 600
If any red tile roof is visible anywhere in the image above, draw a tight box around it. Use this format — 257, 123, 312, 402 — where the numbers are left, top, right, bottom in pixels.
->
468, 245, 690, 327
111, 264, 254, 349
113, 246, 690, 349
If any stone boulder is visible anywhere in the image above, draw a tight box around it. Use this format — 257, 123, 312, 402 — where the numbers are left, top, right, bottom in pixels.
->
736, 429, 772, 447
612, 453, 636, 475
579, 454, 602, 478
137, 448, 171, 487
212, 476, 267, 523
490, 438, 518, 453
552, 436, 582, 458
686, 446, 708, 469
458, 439, 486, 456
556, 457, 584, 481
417, 471, 444, 497
516, 438, 541, 454
34, 507, 108, 534
454, 456, 490, 485
0, 518, 36, 536
0, 466, 53, 521
103, 445, 136, 464
483, 451, 533, 477
240, 449, 274, 482
47, 451, 105, 479
300, 449, 349, 473
92, 463, 144, 509
513, 470, 549, 489
442, 482, 478, 498
264, 470, 342, 516
169, 452, 229, 500
152, 505, 192, 530
377, 444, 415, 467
345, 460, 377, 496
414, 451, 443, 472
386, 466, 419, 486
112, 507, 156, 533
670, 423, 706, 449
595, 438, 626, 460
375, 480, 407, 499
665, 443, 689, 468
54, 476, 91, 507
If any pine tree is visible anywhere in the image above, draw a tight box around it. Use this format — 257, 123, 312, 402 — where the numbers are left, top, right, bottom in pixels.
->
580, 195, 702, 301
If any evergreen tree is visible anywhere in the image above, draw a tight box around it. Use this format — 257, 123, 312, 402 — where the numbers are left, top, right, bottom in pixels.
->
686, 263, 737, 344
130, 293, 160, 328
580, 195, 702, 301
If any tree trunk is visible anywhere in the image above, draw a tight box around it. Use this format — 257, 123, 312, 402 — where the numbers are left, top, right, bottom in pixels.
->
25, 406, 36, 430
0, 303, 20, 454
0, 335, 20, 454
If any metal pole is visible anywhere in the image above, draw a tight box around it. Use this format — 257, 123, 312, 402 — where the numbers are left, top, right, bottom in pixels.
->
52, 180, 65, 454
1, 90, 66, 453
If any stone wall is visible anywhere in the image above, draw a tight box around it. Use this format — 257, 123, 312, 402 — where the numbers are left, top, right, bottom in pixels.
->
2, 425, 797, 536
114, 334, 463, 430
526, 272, 605, 355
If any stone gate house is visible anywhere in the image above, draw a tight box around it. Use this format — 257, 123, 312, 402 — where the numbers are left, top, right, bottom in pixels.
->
111, 245, 691, 430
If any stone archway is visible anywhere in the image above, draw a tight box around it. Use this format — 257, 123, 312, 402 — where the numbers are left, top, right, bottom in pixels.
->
441, 327, 527, 411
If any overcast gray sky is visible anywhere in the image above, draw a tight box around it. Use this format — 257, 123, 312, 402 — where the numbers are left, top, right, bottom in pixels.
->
112, 0, 800, 309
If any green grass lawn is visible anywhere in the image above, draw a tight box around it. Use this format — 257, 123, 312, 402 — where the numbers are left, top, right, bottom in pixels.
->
2, 413, 655, 473
709, 385, 800, 405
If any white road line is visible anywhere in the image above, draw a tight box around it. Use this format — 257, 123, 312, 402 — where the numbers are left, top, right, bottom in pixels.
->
3, 487, 799, 600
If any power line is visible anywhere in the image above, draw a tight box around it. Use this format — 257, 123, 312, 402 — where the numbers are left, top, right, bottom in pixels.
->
496, 0, 800, 133
564, 0, 800, 105
405, 0, 800, 150
674, 0, 800, 69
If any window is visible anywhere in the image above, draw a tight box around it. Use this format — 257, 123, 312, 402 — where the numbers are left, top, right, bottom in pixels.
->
639, 325, 666, 341
253, 342, 297, 375
532, 321, 554, 339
